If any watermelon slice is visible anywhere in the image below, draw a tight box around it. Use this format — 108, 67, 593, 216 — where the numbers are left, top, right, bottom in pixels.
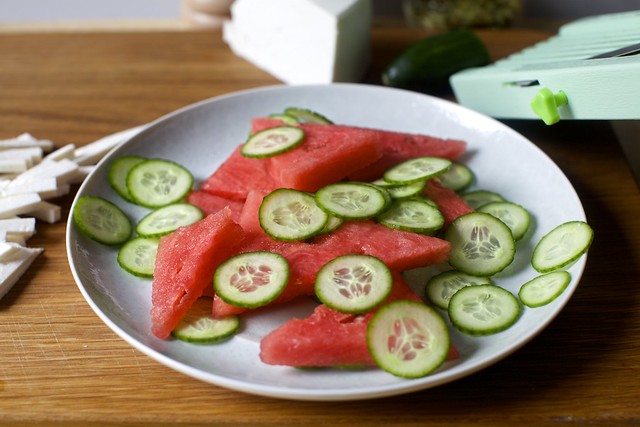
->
259, 272, 458, 367
200, 145, 278, 200
237, 189, 267, 236
267, 123, 382, 192
314, 220, 451, 272
249, 117, 467, 183
348, 129, 467, 181
423, 179, 474, 226
186, 190, 243, 222
211, 220, 450, 318
150, 208, 246, 339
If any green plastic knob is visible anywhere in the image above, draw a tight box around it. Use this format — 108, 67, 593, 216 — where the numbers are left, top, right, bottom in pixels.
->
531, 88, 568, 125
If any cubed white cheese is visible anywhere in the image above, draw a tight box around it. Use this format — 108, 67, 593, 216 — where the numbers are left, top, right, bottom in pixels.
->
223, 0, 372, 84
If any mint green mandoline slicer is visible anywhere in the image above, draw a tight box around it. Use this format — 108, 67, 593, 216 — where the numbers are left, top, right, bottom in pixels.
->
449, 10, 640, 180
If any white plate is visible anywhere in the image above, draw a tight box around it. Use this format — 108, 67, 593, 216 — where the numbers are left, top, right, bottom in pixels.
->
66, 83, 587, 401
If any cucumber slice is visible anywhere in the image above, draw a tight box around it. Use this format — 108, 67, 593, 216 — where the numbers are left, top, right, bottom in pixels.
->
214, 251, 289, 309
367, 300, 450, 378
425, 270, 492, 310
460, 190, 505, 209
117, 236, 160, 278
283, 107, 333, 124
317, 215, 344, 236
127, 159, 193, 209
478, 201, 531, 241
445, 212, 516, 276
108, 155, 146, 203
73, 195, 132, 246
437, 162, 474, 192
383, 156, 452, 185
315, 254, 392, 314
372, 179, 426, 199
259, 188, 329, 241
377, 198, 444, 234
531, 221, 593, 273
241, 126, 305, 158
518, 271, 572, 308
315, 182, 390, 220
136, 203, 204, 238
171, 297, 240, 343
448, 284, 521, 336
268, 113, 299, 126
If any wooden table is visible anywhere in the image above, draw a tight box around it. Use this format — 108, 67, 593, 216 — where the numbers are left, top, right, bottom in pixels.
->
1, 27, 638, 427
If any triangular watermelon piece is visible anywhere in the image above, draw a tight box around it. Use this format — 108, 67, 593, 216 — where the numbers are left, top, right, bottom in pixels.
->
268, 123, 383, 192
423, 179, 474, 226
200, 145, 278, 201
348, 128, 467, 181
259, 272, 459, 367
151, 208, 246, 339
186, 190, 244, 222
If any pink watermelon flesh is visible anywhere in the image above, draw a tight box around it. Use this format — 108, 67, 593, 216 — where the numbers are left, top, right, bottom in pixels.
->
314, 220, 451, 272
259, 272, 458, 367
237, 189, 267, 236
186, 190, 243, 222
423, 179, 474, 226
211, 220, 450, 318
249, 117, 467, 183
267, 123, 383, 192
201, 145, 278, 200
151, 208, 246, 339
348, 129, 467, 181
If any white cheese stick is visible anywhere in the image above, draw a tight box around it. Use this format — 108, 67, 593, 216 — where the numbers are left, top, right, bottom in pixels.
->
28, 201, 61, 224
10, 158, 79, 186
2, 177, 58, 198
0, 133, 53, 152
0, 158, 30, 173
0, 193, 42, 219
0, 245, 43, 300
73, 125, 145, 166
0, 147, 43, 164
0, 217, 36, 235
0, 241, 23, 261
43, 143, 76, 163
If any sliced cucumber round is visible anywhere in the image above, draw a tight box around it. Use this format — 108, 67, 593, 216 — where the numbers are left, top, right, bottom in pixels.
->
460, 190, 505, 209
519, 271, 572, 308
383, 157, 452, 185
367, 300, 450, 378
213, 251, 289, 308
448, 284, 521, 336
445, 212, 516, 276
315, 254, 392, 314
531, 221, 593, 273
73, 195, 132, 246
127, 159, 193, 209
268, 113, 299, 126
317, 215, 344, 236
478, 201, 531, 241
108, 155, 146, 203
283, 107, 333, 124
136, 203, 203, 238
214, 251, 289, 309
241, 126, 305, 158
377, 198, 444, 234
117, 236, 160, 278
425, 270, 492, 310
372, 179, 426, 199
315, 182, 390, 220
259, 188, 329, 241
437, 162, 474, 192
171, 297, 240, 343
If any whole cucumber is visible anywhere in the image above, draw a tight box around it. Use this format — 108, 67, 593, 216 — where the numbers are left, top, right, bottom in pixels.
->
382, 28, 490, 93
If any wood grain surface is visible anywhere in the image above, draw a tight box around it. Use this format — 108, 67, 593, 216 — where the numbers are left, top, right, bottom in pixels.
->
0, 27, 638, 426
